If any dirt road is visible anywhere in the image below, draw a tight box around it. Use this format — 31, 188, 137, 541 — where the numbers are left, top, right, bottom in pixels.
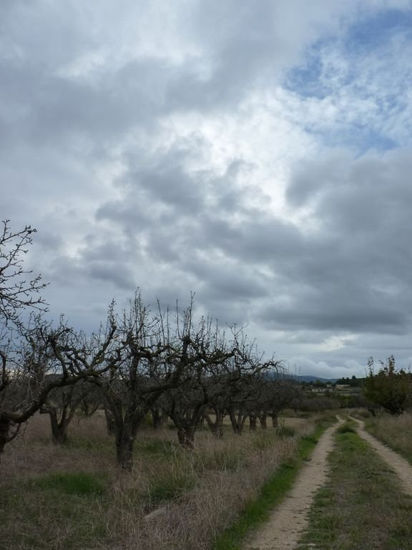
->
243, 419, 343, 550
350, 416, 412, 496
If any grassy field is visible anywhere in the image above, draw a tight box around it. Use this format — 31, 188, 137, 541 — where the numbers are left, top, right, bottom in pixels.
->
297, 422, 412, 550
365, 412, 412, 464
0, 412, 318, 550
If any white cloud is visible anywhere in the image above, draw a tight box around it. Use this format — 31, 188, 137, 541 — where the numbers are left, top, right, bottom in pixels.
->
316, 334, 358, 352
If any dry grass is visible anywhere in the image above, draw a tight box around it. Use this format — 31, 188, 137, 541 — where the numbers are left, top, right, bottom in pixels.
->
365, 411, 412, 464
0, 413, 317, 550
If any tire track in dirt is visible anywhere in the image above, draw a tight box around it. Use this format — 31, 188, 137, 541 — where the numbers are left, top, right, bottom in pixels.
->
243, 418, 343, 550
350, 416, 412, 496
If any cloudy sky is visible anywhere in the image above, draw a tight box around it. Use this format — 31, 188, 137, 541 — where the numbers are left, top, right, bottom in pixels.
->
2, 0, 412, 378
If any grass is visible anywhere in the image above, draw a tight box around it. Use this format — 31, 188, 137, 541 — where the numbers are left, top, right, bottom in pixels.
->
275, 424, 296, 438
34, 471, 106, 496
365, 411, 412, 464
0, 476, 108, 549
297, 429, 412, 550
0, 412, 318, 550
212, 420, 332, 550
146, 467, 196, 507
336, 420, 356, 434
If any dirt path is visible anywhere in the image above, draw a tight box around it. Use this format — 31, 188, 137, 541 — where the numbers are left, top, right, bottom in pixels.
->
350, 416, 412, 496
243, 418, 343, 550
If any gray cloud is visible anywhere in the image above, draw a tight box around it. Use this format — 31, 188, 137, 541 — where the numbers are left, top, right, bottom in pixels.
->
2, 0, 412, 377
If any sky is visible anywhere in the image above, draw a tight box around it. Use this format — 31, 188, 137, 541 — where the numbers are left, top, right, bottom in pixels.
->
2, 0, 412, 379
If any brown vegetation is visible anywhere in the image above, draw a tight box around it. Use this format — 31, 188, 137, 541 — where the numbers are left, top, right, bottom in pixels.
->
365, 411, 412, 464
0, 412, 316, 549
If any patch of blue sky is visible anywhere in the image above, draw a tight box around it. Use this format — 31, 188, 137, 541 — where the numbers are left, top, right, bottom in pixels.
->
284, 41, 331, 99
285, 7, 412, 100
345, 8, 412, 55
304, 124, 398, 155
283, 7, 412, 153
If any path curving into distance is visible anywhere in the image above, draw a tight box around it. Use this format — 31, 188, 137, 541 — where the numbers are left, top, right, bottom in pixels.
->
244, 418, 343, 550
350, 416, 412, 496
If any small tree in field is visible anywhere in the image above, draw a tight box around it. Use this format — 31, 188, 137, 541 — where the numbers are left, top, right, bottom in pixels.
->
364, 356, 411, 415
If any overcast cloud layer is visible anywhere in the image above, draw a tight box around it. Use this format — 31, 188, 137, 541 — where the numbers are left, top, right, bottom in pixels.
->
2, 0, 412, 378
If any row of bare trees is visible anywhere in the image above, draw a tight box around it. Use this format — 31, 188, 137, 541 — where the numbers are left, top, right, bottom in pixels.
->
0, 221, 298, 470
1, 292, 294, 469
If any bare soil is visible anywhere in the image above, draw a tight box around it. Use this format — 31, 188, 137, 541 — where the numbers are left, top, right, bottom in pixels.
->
243, 418, 343, 550
350, 416, 412, 496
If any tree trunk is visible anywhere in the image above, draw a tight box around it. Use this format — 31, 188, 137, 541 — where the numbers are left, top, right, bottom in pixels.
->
177, 427, 195, 449
0, 415, 11, 455
204, 412, 224, 438
259, 414, 267, 429
151, 408, 168, 429
104, 407, 116, 435
229, 410, 244, 435
271, 413, 279, 428
249, 414, 257, 431
48, 410, 69, 444
115, 431, 135, 470
151, 408, 164, 429
0, 415, 20, 456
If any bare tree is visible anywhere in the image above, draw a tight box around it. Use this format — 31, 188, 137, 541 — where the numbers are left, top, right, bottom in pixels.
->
222, 336, 282, 435
0, 220, 56, 454
86, 294, 184, 469
0, 318, 71, 454
40, 381, 96, 444
161, 312, 236, 448
0, 313, 119, 456
0, 220, 47, 324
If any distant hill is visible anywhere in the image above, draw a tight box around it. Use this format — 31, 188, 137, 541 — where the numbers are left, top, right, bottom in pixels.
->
268, 372, 338, 383
293, 375, 338, 383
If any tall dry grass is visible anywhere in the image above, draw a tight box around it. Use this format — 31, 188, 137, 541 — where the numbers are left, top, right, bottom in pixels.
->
365, 411, 412, 464
0, 413, 316, 550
